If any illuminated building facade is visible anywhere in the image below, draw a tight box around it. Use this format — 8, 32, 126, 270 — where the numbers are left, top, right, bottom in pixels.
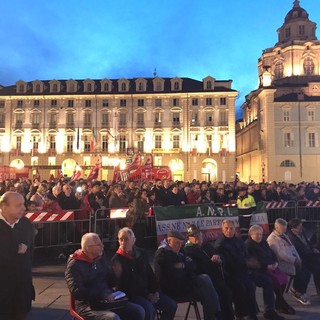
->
236, 0, 320, 183
0, 76, 237, 182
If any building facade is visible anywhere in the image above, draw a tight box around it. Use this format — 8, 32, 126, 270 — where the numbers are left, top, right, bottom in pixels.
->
236, 0, 320, 183
0, 76, 237, 182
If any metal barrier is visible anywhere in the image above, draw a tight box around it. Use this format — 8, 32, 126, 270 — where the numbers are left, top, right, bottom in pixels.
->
26, 209, 92, 249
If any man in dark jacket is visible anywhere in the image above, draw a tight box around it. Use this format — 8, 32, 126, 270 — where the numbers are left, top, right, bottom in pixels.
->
65, 232, 145, 320
184, 224, 234, 320
214, 219, 258, 320
0, 191, 35, 320
287, 218, 320, 295
154, 230, 221, 320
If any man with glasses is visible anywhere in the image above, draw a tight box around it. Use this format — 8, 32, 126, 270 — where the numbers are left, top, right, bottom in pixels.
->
65, 232, 145, 320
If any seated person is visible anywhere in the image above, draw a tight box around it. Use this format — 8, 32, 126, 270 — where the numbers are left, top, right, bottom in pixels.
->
65, 232, 145, 320
267, 218, 311, 306
246, 225, 292, 319
154, 230, 221, 320
184, 224, 234, 320
111, 227, 177, 320
287, 218, 320, 296
214, 219, 258, 320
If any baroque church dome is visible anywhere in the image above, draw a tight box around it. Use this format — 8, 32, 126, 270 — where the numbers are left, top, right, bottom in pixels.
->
285, 0, 309, 23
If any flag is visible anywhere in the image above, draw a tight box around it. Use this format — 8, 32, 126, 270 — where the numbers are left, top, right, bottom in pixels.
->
87, 156, 102, 181
76, 127, 80, 150
142, 154, 153, 179
70, 163, 81, 181
35, 167, 41, 181
90, 127, 97, 152
49, 174, 55, 182
221, 148, 227, 157
124, 152, 142, 172
112, 163, 121, 182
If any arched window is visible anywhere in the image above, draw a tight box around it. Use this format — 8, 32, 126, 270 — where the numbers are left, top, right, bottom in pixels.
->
304, 57, 314, 75
274, 61, 284, 79
280, 160, 296, 167
138, 82, 143, 91
53, 83, 58, 92
206, 81, 212, 90
103, 83, 109, 91
174, 81, 179, 90
121, 83, 126, 91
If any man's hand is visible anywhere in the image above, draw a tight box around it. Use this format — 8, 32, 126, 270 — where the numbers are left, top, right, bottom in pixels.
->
104, 294, 115, 302
211, 255, 221, 263
18, 243, 28, 254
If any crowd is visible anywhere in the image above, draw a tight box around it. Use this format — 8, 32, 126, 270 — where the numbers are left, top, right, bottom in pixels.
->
1, 176, 320, 319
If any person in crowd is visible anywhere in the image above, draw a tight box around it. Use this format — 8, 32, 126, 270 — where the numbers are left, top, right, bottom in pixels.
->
65, 232, 145, 320
58, 183, 81, 210
187, 183, 202, 205
267, 218, 311, 305
109, 184, 127, 209
152, 179, 167, 206
154, 230, 222, 320
287, 218, 320, 296
30, 183, 48, 209
184, 224, 234, 320
201, 189, 214, 204
167, 184, 185, 206
52, 185, 62, 200
305, 186, 320, 201
86, 181, 102, 209
212, 187, 228, 204
42, 192, 63, 213
248, 184, 263, 204
246, 225, 292, 319
236, 187, 256, 235
0, 191, 35, 320
177, 181, 188, 205
214, 219, 259, 320
111, 227, 177, 320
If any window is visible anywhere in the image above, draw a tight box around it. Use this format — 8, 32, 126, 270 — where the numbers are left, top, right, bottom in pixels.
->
17, 100, 23, 107
32, 136, 38, 151
85, 100, 92, 108
155, 82, 162, 91
192, 98, 198, 106
53, 84, 58, 92
155, 135, 162, 148
16, 136, 22, 150
154, 112, 161, 123
172, 112, 180, 124
35, 84, 40, 93
299, 25, 305, 35
138, 82, 144, 91
18, 84, 24, 93
102, 136, 108, 152
67, 113, 74, 125
206, 98, 212, 105
280, 160, 295, 167
173, 135, 180, 148
274, 61, 284, 79
119, 113, 126, 126
307, 110, 315, 121
174, 81, 179, 90
121, 83, 127, 91
191, 111, 198, 124
137, 113, 144, 125
0, 101, 5, 108
84, 136, 90, 152
137, 140, 144, 152
103, 83, 109, 92
283, 110, 290, 121
119, 136, 126, 152
101, 113, 109, 126
34, 100, 40, 107
173, 98, 179, 106
308, 132, 316, 147
0, 114, 4, 128
120, 99, 127, 107
69, 83, 75, 92
87, 83, 92, 92
283, 132, 294, 147
67, 136, 73, 152
206, 81, 212, 90
51, 100, 57, 107
49, 114, 57, 126
68, 100, 74, 108
102, 99, 109, 107
220, 97, 226, 105
84, 113, 92, 126
304, 57, 314, 75
219, 110, 228, 126
32, 113, 41, 125
206, 112, 213, 125
137, 99, 144, 107
285, 27, 291, 38
155, 99, 162, 107
49, 136, 56, 150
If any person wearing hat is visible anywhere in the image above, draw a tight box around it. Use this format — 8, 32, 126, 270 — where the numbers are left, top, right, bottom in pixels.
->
236, 187, 256, 236
154, 230, 222, 320
184, 224, 234, 320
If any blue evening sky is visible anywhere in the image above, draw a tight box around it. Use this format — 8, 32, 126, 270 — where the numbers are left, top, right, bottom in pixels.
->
1, 0, 319, 119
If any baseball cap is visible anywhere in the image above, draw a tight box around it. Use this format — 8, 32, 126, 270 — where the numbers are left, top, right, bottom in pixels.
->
167, 230, 185, 241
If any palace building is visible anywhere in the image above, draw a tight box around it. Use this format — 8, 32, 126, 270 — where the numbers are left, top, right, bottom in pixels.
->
0, 75, 237, 182
236, 0, 320, 183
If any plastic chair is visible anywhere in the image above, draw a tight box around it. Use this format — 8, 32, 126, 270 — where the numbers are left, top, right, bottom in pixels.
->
70, 295, 85, 320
